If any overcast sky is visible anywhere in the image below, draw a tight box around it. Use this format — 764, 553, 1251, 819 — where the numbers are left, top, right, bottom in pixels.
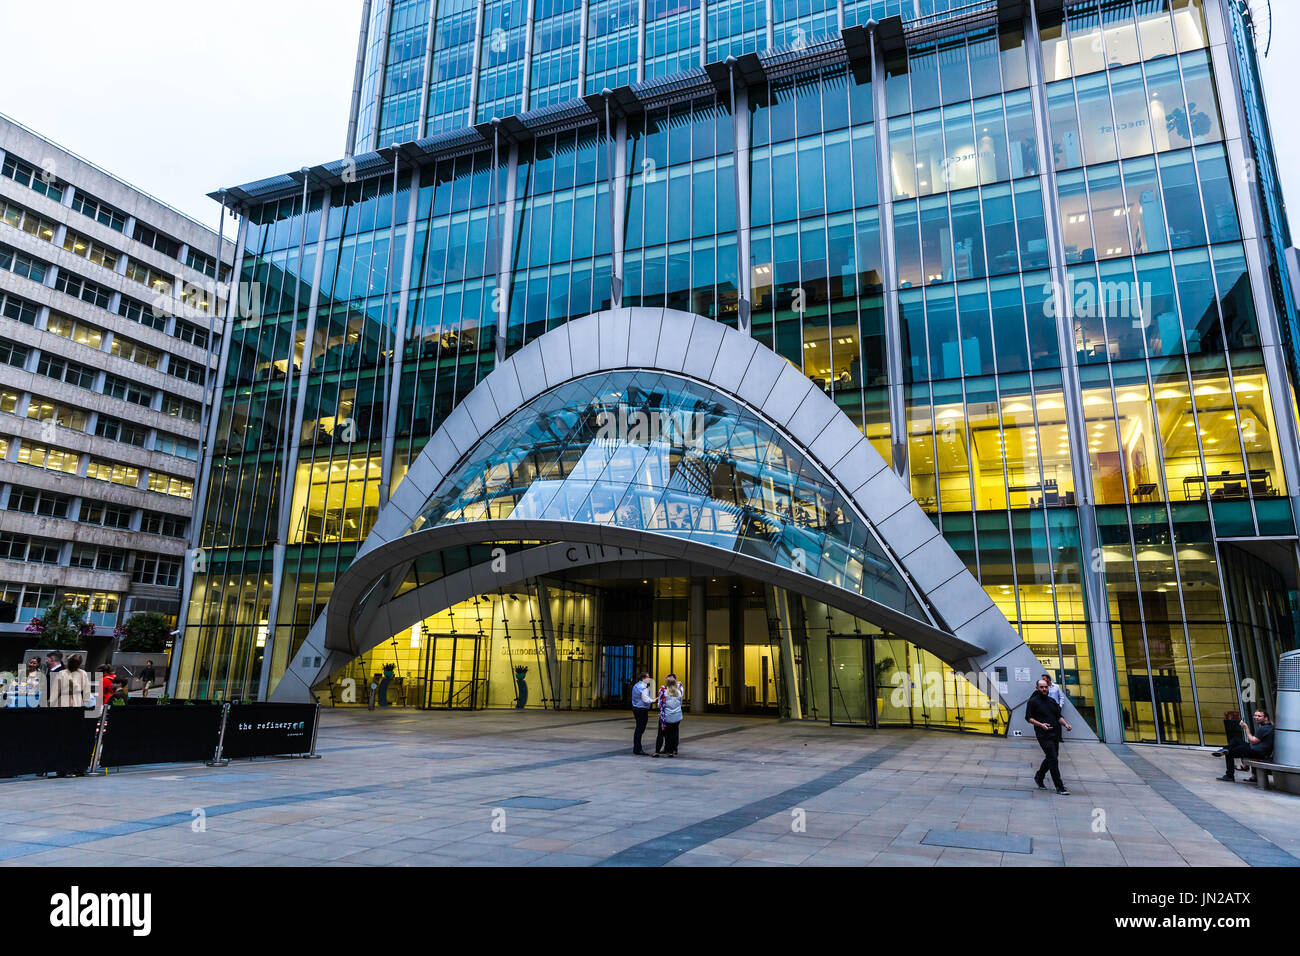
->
0, 0, 1296, 234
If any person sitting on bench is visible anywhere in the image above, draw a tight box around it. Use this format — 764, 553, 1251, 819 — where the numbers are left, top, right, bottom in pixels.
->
1217, 709, 1274, 782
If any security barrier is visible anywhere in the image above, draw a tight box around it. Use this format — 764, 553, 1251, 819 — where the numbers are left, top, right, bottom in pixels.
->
0, 701, 320, 776
98, 703, 224, 768
0, 708, 99, 777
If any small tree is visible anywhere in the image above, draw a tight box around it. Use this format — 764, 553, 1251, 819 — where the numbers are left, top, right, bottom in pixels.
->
26, 602, 97, 649
114, 612, 170, 653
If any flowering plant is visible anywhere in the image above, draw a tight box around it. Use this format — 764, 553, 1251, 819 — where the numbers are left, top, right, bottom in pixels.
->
24, 603, 97, 648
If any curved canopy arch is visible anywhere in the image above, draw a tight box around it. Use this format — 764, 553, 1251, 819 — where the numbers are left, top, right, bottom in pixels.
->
271, 308, 1093, 738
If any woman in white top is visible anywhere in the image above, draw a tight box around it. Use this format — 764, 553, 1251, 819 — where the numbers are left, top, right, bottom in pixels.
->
655, 677, 684, 757
50, 654, 93, 708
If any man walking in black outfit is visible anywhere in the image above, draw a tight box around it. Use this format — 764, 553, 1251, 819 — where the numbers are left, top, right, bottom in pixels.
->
1026, 677, 1072, 794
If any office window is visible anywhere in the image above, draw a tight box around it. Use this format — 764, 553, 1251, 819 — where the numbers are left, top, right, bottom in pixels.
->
109, 335, 160, 369
118, 295, 169, 331
80, 502, 133, 529
161, 393, 200, 422
62, 590, 120, 626
0, 337, 30, 369
86, 458, 140, 487
125, 259, 174, 295
94, 414, 149, 447
131, 554, 182, 587
174, 319, 210, 349
6, 488, 70, 518
146, 472, 194, 499
0, 243, 49, 283
0, 533, 60, 563
25, 397, 88, 431
0, 532, 58, 563
185, 247, 218, 278
71, 191, 128, 232
141, 510, 188, 537
132, 223, 182, 259
70, 545, 128, 572
167, 355, 204, 385
153, 432, 198, 460
0, 291, 39, 325
0, 198, 58, 243
16, 440, 80, 474
62, 230, 120, 270
1, 154, 64, 201
53, 271, 113, 309
37, 353, 98, 390
103, 373, 154, 407
45, 312, 104, 348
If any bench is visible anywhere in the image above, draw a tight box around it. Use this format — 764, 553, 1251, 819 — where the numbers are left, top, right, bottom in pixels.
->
1242, 759, 1300, 795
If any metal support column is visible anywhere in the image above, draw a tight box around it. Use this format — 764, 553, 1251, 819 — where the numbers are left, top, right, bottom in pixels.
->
496, 139, 521, 361
521, 0, 538, 111
536, 581, 564, 709
869, 26, 907, 478
416, 0, 440, 135
468, 0, 489, 122
766, 585, 803, 720
346, 0, 375, 155
257, 185, 334, 703
690, 578, 707, 713
1025, 1, 1122, 742
381, 161, 423, 505
729, 59, 752, 334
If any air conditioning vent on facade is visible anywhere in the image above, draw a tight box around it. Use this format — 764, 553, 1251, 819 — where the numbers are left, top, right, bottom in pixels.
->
1274, 650, 1300, 766
1278, 649, 1300, 691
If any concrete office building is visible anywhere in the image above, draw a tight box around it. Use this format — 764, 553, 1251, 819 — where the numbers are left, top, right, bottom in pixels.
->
178, 0, 1298, 745
0, 114, 233, 658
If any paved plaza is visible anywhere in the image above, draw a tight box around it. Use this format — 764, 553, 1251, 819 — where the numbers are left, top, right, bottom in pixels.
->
1, 710, 1297, 867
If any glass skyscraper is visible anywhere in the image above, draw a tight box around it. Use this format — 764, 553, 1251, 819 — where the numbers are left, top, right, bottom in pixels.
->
179, 0, 1299, 746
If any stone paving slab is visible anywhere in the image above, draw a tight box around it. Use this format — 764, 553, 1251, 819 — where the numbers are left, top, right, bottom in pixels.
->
0, 708, 1296, 866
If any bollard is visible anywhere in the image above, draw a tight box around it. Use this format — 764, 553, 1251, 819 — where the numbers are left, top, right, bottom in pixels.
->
304, 701, 322, 759
86, 706, 110, 776
207, 701, 231, 767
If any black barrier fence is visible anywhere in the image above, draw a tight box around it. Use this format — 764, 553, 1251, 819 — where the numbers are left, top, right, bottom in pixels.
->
0, 701, 320, 776
0, 708, 99, 777
222, 702, 317, 759
99, 704, 224, 768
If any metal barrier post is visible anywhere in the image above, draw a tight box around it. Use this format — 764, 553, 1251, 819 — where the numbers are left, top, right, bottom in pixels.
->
207, 701, 231, 767
304, 701, 322, 758
86, 706, 110, 776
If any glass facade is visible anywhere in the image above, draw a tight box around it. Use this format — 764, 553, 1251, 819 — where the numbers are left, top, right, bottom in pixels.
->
189, 0, 1300, 744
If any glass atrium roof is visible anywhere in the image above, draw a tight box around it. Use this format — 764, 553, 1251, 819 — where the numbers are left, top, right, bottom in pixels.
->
405, 371, 928, 621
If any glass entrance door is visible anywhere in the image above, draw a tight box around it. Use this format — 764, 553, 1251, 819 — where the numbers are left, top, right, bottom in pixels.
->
422, 634, 489, 709
828, 636, 873, 725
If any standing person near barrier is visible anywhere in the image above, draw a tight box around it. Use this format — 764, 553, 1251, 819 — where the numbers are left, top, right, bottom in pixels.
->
139, 660, 156, 698
656, 677, 684, 757
49, 655, 93, 777
13, 658, 41, 707
50, 655, 93, 709
40, 652, 64, 708
100, 665, 115, 706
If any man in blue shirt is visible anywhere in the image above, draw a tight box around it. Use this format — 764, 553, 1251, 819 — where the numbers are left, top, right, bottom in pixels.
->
1040, 673, 1067, 708
631, 672, 654, 756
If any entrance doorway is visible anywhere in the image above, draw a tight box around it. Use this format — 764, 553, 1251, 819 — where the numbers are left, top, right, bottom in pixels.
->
422, 634, 489, 709
828, 636, 873, 725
